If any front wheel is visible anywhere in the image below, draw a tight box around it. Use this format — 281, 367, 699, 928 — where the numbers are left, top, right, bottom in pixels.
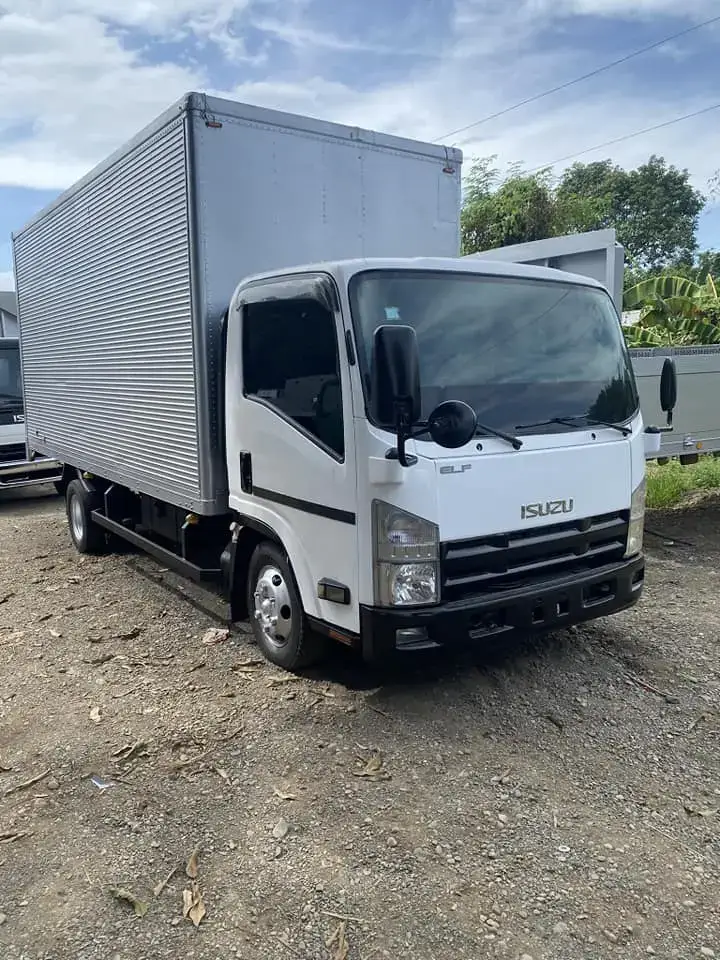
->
66, 480, 106, 555
246, 541, 326, 670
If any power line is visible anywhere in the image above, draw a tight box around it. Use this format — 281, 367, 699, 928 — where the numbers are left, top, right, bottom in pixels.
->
526, 100, 720, 172
433, 14, 720, 144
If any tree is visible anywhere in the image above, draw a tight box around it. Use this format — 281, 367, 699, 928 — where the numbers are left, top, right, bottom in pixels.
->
461, 157, 607, 254
557, 156, 704, 271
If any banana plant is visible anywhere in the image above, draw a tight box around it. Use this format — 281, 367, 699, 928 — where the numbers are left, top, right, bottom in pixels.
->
623, 274, 720, 346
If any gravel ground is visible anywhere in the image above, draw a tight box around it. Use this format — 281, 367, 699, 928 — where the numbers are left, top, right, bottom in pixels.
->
0, 486, 718, 960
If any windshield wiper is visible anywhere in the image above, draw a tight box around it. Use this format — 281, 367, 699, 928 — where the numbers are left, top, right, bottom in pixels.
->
475, 421, 523, 450
515, 415, 631, 437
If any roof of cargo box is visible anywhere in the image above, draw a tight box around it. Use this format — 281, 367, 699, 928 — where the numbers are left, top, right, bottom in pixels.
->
13, 92, 462, 239
233, 256, 609, 293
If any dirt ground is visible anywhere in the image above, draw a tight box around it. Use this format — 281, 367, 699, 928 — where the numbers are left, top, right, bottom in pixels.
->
0, 487, 718, 960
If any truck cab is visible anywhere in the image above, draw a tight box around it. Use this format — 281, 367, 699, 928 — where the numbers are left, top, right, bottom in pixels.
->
223, 256, 669, 663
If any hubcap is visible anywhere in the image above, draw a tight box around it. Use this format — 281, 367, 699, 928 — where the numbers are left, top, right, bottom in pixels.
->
253, 565, 293, 648
70, 494, 85, 543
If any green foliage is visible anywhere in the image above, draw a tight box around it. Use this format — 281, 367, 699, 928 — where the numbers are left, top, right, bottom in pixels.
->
646, 457, 720, 510
623, 274, 720, 347
557, 156, 704, 271
461, 154, 705, 271
461, 156, 609, 255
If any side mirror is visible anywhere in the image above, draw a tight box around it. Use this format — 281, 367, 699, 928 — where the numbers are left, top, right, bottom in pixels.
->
660, 357, 677, 426
427, 400, 477, 449
370, 325, 422, 468
370, 324, 421, 427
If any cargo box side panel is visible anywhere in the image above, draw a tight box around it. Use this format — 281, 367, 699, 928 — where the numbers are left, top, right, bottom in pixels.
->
14, 117, 208, 510
631, 345, 720, 457
188, 110, 462, 333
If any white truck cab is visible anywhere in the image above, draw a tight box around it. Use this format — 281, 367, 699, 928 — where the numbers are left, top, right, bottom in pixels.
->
221, 255, 673, 662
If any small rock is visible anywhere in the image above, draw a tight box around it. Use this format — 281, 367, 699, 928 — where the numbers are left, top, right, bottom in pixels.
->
603, 930, 618, 944
229, 840, 238, 850
0, 913, 6, 925
520, 955, 534, 960
46, 777, 60, 791
272, 819, 289, 840
646, 949, 656, 956
699, 949, 715, 958
387, 836, 398, 848
553, 922, 569, 935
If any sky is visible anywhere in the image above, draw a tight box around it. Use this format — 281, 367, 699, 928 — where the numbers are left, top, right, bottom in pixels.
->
1, 0, 719, 291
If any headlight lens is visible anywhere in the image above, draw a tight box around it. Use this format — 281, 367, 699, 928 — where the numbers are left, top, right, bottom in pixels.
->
625, 478, 646, 558
373, 501, 439, 606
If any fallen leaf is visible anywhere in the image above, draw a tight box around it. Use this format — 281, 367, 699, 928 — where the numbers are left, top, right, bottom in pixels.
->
272, 818, 290, 840
90, 706, 102, 724
182, 881, 206, 927
231, 658, 264, 672
684, 804, 718, 818
153, 864, 178, 897
110, 741, 147, 764
202, 628, 229, 645
353, 751, 390, 781
3, 767, 51, 797
266, 675, 301, 688
0, 830, 32, 843
186, 847, 200, 879
272, 787, 298, 802
326, 921, 350, 960
109, 886, 149, 917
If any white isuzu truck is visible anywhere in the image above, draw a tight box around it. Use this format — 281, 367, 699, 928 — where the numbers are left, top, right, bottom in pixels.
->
13, 93, 675, 668
0, 336, 62, 490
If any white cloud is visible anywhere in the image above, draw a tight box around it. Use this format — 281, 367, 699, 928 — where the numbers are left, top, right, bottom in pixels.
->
0, 0, 719, 225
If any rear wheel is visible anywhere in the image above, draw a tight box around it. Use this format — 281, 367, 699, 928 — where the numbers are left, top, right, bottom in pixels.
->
66, 480, 106, 555
246, 541, 326, 670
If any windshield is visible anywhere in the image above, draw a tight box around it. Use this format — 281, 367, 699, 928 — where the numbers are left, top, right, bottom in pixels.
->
0, 345, 22, 405
349, 270, 638, 436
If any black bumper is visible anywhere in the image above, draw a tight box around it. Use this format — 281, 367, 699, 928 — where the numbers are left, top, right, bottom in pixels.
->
360, 555, 644, 662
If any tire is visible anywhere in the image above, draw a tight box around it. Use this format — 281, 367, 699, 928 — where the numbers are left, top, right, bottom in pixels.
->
246, 541, 327, 670
66, 480, 107, 555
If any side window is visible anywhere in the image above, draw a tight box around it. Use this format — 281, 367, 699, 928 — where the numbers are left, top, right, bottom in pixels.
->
243, 296, 344, 459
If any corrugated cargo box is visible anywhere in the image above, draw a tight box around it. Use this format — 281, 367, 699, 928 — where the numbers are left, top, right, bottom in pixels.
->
14, 92, 462, 513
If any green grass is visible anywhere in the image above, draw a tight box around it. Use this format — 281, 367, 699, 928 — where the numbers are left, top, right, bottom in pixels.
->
646, 456, 720, 509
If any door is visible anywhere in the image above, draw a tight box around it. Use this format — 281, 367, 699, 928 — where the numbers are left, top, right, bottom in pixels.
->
226, 273, 359, 634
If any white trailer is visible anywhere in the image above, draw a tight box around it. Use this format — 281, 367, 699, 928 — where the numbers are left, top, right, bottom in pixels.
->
14, 94, 672, 669
469, 230, 720, 462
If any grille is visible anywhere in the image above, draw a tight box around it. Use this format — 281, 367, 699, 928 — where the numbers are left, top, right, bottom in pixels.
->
0, 443, 26, 465
441, 511, 629, 602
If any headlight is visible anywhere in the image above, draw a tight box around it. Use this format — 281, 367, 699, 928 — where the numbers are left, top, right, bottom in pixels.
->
373, 501, 439, 606
625, 478, 646, 558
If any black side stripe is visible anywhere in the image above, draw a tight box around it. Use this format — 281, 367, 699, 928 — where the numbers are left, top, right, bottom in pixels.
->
252, 486, 356, 526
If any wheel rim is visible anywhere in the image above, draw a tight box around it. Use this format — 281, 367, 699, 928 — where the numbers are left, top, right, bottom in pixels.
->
253, 564, 293, 648
69, 494, 85, 542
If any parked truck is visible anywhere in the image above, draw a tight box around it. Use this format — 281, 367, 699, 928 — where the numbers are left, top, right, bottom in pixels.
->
0, 336, 62, 489
13, 93, 675, 668
469, 230, 720, 463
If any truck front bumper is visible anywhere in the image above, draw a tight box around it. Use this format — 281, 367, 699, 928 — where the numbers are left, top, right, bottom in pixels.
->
360, 555, 644, 661
0, 457, 63, 489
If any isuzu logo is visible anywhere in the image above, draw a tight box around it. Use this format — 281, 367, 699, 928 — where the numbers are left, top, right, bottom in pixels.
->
521, 498, 574, 519
12, 414, 24, 424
